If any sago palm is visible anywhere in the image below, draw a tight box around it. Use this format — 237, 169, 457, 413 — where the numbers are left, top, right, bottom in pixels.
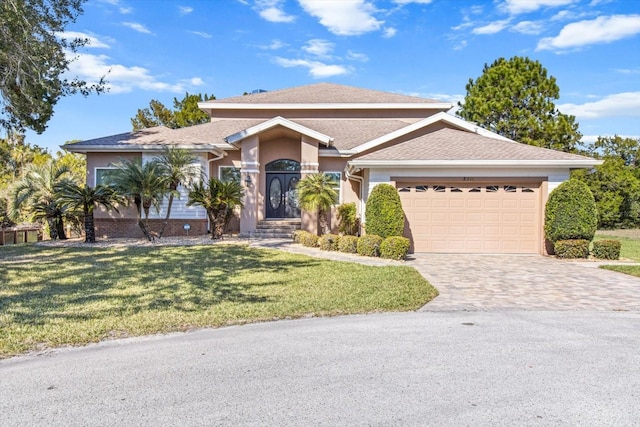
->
297, 173, 338, 235
187, 178, 244, 239
105, 159, 167, 240
57, 182, 124, 243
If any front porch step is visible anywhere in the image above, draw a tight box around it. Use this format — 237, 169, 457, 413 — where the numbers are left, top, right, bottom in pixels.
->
248, 231, 296, 239
247, 219, 301, 239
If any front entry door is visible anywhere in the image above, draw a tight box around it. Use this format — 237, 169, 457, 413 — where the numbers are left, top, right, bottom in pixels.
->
266, 173, 301, 219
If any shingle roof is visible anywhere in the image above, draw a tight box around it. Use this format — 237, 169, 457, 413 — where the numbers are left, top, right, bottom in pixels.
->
202, 82, 443, 105
65, 118, 413, 152
64, 119, 595, 165
354, 127, 593, 162
63, 126, 177, 147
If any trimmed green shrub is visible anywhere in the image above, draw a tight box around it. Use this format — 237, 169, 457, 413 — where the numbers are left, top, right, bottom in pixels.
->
292, 230, 306, 243
299, 231, 319, 248
365, 184, 405, 238
554, 239, 590, 259
592, 240, 621, 260
357, 234, 383, 257
318, 234, 340, 251
380, 236, 411, 260
545, 179, 598, 243
338, 235, 359, 253
337, 202, 360, 236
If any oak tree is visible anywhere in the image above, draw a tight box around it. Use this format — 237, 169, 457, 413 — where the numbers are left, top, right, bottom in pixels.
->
1, 0, 105, 134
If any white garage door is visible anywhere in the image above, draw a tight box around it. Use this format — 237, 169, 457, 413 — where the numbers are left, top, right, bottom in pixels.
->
398, 182, 541, 254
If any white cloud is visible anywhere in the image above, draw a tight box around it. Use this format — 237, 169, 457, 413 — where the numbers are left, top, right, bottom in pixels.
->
501, 0, 577, 15
260, 39, 287, 50
537, 15, 640, 51
558, 92, 640, 119
393, 0, 433, 4
581, 134, 639, 144
614, 68, 640, 74
98, 0, 132, 14
298, 0, 383, 36
256, 0, 295, 23
453, 40, 468, 50
302, 39, 334, 58
57, 31, 110, 49
179, 6, 194, 15
273, 57, 350, 78
190, 31, 213, 38
511, 20, 544, 35
383, 27, 397, 38
122, 22, 152, 34
66, 52, 195, 94
346, 50, 369, 62
472, 19, 511, 35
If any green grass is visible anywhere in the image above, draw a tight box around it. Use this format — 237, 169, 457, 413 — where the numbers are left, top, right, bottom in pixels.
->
0, 243, 437, 358
600, 264, 640, 277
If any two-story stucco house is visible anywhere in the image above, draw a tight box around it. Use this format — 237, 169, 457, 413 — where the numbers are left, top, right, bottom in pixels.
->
63, 82, 599, 254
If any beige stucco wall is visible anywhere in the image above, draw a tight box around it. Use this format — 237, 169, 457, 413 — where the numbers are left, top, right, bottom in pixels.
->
209, 151, 241, 179
86, 152, 140, 219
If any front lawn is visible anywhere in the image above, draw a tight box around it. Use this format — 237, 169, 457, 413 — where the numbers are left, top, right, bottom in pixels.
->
600, 264, 640, 277
0, 243, 437, 358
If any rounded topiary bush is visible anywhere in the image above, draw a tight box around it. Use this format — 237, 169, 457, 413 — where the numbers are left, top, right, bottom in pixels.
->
299, 231, 319, 247
380, 236, 411, 260
292, 230, 306, 243
318, 234, 340, 251
338, 235, 358, 253
545, 179, 598, 243
357, 234, 383, 257
365, 184, 405, 238
554, 239, 590, 259
592, 239, 621, 260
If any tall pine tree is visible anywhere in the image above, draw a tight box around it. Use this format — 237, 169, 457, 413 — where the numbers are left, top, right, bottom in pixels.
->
457, 56, 581, 152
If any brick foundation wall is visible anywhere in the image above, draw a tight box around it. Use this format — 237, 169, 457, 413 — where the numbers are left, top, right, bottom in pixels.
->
95, 218, 209, 238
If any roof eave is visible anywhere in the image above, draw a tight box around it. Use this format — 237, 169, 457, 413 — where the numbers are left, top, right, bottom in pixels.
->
347, 159, 603, 168
62, 144, 227, 155
198, 102, 453, 110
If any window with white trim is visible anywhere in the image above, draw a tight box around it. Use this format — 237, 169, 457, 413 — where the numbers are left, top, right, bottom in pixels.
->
323, 171, 341, 204
95, 167, 116, 186
219, 166, 241, 184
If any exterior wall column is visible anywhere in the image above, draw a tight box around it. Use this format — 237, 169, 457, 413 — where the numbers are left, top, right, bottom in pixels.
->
240, 135, 260, 236
300, 136, 320, 235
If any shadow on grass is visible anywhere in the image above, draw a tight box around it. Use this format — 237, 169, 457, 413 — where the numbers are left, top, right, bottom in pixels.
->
0, 244, 321, 326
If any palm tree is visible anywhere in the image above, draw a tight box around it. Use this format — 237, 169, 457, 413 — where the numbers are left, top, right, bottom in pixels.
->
105, 159, 167, 241
297, 173, 338, 235
57, 182, 124, 243
154, 147, 200, 237
11, 161, 77, 239
187, 178, 244, 239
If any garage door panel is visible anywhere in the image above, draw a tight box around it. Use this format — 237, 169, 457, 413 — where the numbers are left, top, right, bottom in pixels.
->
399, 182, 540, 254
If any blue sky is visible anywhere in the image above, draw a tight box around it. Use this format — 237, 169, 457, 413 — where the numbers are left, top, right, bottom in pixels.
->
24, 0, 640, 153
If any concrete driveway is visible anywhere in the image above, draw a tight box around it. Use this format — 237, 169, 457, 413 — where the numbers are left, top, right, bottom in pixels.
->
409, 254, 640, 311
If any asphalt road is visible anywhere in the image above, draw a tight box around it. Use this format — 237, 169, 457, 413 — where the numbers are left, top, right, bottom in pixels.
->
1, 311, 639, 426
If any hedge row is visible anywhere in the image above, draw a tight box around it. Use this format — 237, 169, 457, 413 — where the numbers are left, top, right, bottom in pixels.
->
553, 238, 621, 260
293, 230, 410, 260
